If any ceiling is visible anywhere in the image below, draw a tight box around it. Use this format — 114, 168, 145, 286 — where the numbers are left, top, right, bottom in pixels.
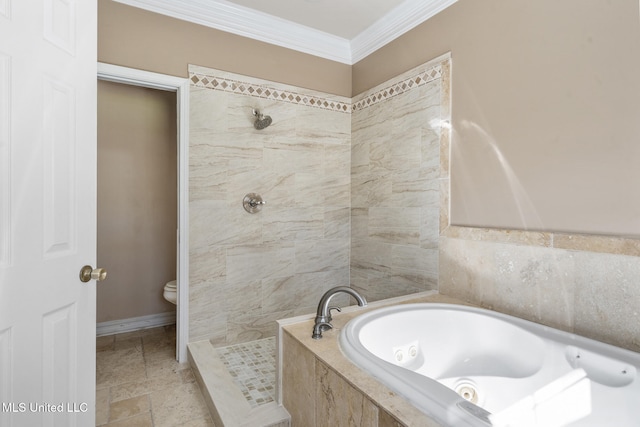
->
225, 0, 406, 39
113, 0, 458, 64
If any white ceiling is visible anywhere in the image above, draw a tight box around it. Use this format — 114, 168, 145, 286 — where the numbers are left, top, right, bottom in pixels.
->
113, 0, 457, 64
225, 0, 406, 39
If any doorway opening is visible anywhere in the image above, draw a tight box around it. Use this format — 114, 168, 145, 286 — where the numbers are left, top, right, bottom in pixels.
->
97, 63, 190, 362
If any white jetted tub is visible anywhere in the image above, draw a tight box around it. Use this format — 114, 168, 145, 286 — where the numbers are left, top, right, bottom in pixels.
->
339, 303, 640, 427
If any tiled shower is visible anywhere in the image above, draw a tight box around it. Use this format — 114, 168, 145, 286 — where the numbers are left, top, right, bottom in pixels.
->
186, 57, 450, 415
188, 64, 352, 347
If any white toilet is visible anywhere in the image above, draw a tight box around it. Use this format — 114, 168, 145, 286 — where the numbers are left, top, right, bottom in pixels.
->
163, 280, 177, 305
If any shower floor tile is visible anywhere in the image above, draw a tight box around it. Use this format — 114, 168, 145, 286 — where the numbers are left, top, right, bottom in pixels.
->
216, 337, 276, 409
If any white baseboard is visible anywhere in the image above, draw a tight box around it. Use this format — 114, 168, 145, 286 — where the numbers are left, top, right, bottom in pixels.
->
96, 311, 176, 337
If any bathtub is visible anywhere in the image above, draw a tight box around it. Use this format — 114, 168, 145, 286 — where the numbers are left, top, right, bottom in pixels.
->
339, 303, 640, 427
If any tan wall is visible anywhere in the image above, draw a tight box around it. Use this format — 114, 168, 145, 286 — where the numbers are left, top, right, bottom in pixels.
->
98, 0, 352, 97
97, 80, 177, 323
353, 0, 640, 237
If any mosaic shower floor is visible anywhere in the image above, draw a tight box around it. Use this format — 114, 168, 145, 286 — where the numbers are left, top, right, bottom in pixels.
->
216, 337, 276, 409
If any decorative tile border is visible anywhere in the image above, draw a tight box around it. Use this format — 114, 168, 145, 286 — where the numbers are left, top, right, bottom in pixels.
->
189, 72, 351, 113
190, 60, 445, 115
352, 63, 442, 111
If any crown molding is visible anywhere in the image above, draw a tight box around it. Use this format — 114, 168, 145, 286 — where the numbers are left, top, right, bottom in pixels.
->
113, 0, 457, 65
350, 0, 458, 64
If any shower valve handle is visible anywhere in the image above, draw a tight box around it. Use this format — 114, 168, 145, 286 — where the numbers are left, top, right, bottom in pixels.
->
243, 193, 266, 213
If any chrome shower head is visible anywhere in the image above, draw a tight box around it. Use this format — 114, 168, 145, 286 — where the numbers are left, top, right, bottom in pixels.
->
253, 109, 272, 130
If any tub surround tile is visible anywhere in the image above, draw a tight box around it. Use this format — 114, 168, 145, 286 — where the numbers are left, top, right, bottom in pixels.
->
442, 225, 553, 248
553, 233, 640, 257
280, 292, 468, 427
316, 362, 378, 427
439, 237, 576, 332
282, 333, 316, 427
573, 251, 640, 352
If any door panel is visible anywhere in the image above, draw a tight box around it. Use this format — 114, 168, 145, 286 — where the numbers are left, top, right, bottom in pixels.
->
0, 0, 97, 426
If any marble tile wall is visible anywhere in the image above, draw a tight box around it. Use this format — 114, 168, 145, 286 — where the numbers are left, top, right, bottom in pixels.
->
439, 232, 640, 353
189, 65, 351, 345
281, 331, 418, 427
350, 58, 447, 302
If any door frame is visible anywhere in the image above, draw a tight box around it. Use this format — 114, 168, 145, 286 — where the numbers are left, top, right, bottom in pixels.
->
97, 62, 190, 362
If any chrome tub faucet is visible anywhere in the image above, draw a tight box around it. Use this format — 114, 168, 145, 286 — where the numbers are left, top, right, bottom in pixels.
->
312, 286, 367, 339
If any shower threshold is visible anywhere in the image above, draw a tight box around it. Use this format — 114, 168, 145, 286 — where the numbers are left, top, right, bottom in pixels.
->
189, 337, 290, 427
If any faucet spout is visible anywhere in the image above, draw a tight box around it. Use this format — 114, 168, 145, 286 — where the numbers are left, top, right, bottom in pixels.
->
312, 286, 367, 339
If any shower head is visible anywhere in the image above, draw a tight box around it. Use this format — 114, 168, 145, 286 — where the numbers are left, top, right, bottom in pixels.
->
253, 109, 272, 130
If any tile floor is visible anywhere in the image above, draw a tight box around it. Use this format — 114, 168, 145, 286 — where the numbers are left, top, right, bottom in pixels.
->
96, 325, 215, 427
216, 337, 276, 409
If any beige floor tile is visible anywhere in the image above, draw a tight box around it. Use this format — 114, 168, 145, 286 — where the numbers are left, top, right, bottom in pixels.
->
96, 387, 110, 426
110, 373, 184, 403
114, 337, 143, 352
105, 412, 153, 427
97, 359, 147, 389
178, 418, 215, 427
109, 395, 150, 422
149, 382, 210, 427
145, 357, 191, 379
97, 335, 116, 352
97, 325, 214, 427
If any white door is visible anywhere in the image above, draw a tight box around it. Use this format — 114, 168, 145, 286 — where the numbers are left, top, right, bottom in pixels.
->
0, 0, 97, 426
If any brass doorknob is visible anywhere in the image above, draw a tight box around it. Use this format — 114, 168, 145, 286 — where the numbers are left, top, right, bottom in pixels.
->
79, 265, 107, 283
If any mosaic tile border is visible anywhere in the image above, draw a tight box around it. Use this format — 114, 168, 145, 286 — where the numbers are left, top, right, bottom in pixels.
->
352, 63, 443, 111
190, 61, 444, 114
190, 72, 351, 113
